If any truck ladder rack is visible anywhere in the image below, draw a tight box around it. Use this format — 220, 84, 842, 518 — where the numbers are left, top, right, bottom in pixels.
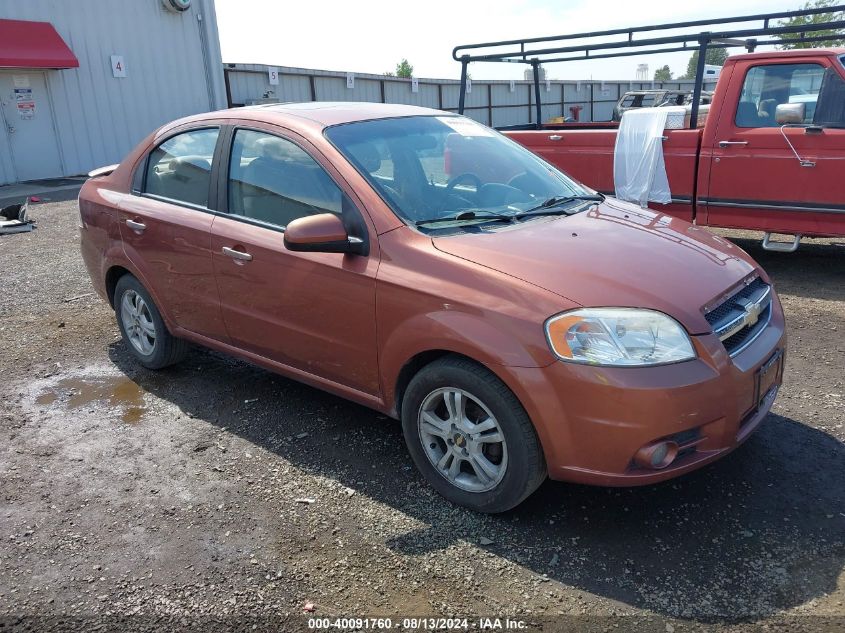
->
453, 5, 845, 129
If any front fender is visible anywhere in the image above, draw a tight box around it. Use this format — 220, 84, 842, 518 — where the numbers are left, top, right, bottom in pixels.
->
379, 309, 555, 412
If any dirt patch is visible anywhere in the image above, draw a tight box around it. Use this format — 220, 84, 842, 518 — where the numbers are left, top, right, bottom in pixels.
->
0, 201, 843, 632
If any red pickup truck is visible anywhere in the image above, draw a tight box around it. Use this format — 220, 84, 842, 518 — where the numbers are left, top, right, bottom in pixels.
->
503, 49, 845, 250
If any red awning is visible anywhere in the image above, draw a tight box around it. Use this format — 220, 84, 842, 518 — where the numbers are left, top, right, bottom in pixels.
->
0, 19, 79, 69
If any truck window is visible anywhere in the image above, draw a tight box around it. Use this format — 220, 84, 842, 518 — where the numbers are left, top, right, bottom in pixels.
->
640, 95, 655, 107
620, 95, 636, 107
813, 66, 845, 128
735, 63, 824, 128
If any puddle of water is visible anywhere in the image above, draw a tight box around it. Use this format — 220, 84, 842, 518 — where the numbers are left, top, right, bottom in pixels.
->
37, 375, 147, 423
36, 391, 57, 406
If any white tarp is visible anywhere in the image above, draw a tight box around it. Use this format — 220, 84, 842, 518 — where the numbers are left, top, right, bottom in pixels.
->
613, 106, 685, 208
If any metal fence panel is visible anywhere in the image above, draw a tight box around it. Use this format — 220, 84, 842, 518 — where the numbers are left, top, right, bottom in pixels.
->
224, 64, 720, 126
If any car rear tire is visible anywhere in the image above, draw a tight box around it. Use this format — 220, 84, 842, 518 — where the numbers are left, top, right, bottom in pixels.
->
114, 274, 188, 370
401, 355, 546, 513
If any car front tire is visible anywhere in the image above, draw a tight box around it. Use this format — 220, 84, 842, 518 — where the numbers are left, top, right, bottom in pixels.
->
401, 355, 547, 513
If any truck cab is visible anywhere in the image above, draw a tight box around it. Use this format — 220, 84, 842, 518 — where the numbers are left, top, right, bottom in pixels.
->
502, 49, 845, 247
698, 49, 845, 242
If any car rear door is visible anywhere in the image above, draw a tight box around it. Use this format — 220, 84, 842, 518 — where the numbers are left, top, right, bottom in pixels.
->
118, 126, 229, 342
700, 56, 845, 236
210, 124, 381, 395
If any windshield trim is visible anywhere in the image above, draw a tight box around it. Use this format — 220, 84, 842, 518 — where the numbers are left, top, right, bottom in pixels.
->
323, 114, 591, 234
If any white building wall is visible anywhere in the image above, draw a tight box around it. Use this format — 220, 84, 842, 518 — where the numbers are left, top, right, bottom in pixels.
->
0, 0, 225, 184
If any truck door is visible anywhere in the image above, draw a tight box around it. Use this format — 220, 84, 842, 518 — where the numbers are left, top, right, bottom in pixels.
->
701, 56, 845, 237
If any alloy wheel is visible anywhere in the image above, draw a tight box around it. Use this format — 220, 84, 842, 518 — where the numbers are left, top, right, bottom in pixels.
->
417, 387, 508, 493
120, 290, 156, 356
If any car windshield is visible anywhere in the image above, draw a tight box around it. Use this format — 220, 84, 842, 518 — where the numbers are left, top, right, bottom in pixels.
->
324, 115, 590, 228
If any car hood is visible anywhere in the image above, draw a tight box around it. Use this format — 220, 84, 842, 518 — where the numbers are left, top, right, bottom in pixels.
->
431, 199, 760, 335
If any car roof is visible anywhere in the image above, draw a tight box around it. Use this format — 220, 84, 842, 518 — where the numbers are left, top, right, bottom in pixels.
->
165, 102, 450, 135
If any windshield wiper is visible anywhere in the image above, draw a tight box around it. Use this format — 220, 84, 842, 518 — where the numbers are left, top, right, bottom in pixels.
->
415, 210, 515, 227
515, 193, 605, 218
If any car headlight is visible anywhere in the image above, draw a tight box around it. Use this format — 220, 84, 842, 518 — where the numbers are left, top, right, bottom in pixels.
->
545, 308, 695, 366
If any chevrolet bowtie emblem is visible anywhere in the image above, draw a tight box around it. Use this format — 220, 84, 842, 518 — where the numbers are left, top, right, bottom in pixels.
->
741, 299, 762, 327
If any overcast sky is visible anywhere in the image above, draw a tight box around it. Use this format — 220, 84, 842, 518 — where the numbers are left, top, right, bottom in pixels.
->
214, 0, 802, 81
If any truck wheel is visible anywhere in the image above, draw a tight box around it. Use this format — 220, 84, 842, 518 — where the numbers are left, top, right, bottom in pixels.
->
401, 356, 546, 513
114, 274, 188, 370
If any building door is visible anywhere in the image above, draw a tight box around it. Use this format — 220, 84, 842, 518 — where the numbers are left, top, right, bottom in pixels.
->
0, 72, 63, 182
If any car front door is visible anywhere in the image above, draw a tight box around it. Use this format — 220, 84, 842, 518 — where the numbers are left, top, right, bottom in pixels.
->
118, 126, 229, 342
701, 57, 845, 236
210, 125, 380, 395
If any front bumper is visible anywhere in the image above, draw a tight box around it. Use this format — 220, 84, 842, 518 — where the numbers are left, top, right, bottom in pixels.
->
501, 294, 787, 486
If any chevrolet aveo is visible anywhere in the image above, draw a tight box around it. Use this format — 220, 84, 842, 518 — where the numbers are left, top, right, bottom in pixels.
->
79, 103, 785, 512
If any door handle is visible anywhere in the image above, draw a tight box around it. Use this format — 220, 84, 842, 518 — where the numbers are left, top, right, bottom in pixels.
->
222, 246, 253, 262
548, 134, 563, 141
718, 140, 749, 148
125, 219, 146, 232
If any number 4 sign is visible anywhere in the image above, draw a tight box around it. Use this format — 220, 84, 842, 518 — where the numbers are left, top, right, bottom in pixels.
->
111, 55, 127, 78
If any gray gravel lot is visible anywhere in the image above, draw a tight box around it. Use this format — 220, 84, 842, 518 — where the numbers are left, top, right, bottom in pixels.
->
0, 198, 843, 632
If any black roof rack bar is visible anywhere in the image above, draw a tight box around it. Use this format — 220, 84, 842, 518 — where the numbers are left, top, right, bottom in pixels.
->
452, 5, 845, 130
521, 33, 845, 66
452, 5, 844, 62
458, 20, 845, 64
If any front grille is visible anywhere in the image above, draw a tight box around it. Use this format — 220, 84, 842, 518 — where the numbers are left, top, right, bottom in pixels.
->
704, 277, 772, 356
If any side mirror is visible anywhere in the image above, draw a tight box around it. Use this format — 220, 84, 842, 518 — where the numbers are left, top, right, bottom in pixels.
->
283, 213, 367, 255
775, 102, 805, 124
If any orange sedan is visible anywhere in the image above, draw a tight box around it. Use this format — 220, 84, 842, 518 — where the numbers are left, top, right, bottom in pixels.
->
79, 103, 785, 512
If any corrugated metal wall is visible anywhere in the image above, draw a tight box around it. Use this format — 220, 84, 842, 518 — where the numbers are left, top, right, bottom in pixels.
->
225, 64, 718, 128
0, 0, 226, 184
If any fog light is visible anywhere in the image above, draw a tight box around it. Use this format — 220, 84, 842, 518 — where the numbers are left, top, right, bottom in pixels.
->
634, 441, 679, 470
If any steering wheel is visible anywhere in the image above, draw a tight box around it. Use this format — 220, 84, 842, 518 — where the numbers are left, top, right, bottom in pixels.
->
446, 172, 483, 193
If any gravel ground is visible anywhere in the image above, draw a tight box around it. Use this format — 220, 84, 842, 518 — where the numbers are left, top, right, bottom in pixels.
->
0, 198, 843, 633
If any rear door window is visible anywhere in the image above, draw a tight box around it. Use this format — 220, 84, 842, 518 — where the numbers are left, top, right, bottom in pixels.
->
144, 128, 219, 207
735, 63, 824, 127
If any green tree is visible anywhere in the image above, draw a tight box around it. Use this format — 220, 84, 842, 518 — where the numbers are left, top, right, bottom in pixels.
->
680, 48, 729, 79
654, 65, 673, 81
779, 0, 845, 49
395, 58, 414, 78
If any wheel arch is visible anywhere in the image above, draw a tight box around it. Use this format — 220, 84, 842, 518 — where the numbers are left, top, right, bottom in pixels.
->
390, 349, 538, 424
102, 261, 176, 333
105, 265, 132, 308
393, 349, 459, 418
380, 310, 553, 418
